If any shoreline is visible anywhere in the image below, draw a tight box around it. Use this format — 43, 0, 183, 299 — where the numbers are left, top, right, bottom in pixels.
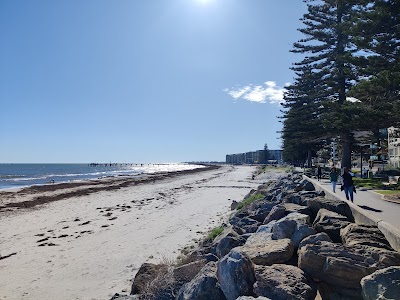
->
0, 165, 264, 300
0, 164, 219, 213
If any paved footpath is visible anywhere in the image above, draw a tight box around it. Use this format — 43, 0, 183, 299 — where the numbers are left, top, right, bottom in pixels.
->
305, 175, 400, 229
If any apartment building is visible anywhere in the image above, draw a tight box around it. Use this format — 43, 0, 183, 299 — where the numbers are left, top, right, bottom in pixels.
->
388, 127, 400, 168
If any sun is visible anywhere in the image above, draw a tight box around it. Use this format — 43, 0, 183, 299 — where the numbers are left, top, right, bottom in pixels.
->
197, 0, 213, 5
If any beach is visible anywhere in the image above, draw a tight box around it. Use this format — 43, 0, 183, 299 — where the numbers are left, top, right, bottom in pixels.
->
0, 165, 272, 300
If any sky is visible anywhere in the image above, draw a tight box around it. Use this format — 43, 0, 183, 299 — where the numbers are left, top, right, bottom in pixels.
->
0, 0, 308, 163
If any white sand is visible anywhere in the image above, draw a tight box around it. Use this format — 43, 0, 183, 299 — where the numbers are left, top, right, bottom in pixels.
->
0, 165, 264, 300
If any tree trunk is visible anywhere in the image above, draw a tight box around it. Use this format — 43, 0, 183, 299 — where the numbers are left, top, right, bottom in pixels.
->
341, 132, 352, 168
307, 150, 312, 168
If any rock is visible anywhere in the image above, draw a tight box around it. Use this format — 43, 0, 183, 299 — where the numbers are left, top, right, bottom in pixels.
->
173, 260, 207, 283
291, 224, 317, 248
263, 205, 285, 224
299, 190, 325, 198
295, 179, 315, 192
247, 200, 281, 222
130, 263, 168, 295
256, 221, 277, 234
211, 227, 246, 258
283, 203, 312, 218
312, 209, 351, 243
298, 233, 332, 250
340, 223, 393, 250
217, 248, 256, 300
215, 235, 246, 258
271, 212, 315, 247
241, 238, 294, 265
298, 241, 400, 289
229, 217, 260, 234
307, 197, 354, 222
361, 266, 400, 300
231, 200, 239, 210
317, 282, 363, 300
204, 253, 219, 262
245, 231, 273, 245
236, 297, 271, 300
110, 294, 139, 300
282, 194, 303, 205
177, 262, 226, 300
253, 264, 317, 300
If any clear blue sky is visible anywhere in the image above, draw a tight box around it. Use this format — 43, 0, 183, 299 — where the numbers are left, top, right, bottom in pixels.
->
0, 0, 307, 163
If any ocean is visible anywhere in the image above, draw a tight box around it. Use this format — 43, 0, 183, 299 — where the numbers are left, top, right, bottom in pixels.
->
0, 163, 204, 190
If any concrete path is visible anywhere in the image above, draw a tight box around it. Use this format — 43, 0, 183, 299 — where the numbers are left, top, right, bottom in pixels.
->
305, 175, 400, 229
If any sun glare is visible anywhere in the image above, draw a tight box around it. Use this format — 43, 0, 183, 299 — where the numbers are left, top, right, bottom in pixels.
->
198, 0, 213, 5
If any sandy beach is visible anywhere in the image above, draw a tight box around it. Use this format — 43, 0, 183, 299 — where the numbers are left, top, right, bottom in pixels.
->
0, 165, 277, 300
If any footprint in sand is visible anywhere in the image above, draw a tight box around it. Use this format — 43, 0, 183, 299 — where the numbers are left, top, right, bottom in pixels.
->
35, 233, 45, 237
37, 237, 49, 243
79, 221, 91, 226
108, 217, 117, 221
38, 242, 59, 247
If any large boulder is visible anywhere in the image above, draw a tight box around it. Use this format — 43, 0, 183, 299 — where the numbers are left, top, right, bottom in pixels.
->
298, 233, 332, 251
210, 227, 246, 258
307, 197, 354, 222
215, 235, 247, 258
263, 205, 286, 224
295, 179, 315, 192
236, 297, 271, 300
271, 213, 316, 247
361, 266, 400, 300
317, 282, 363, 300
340, 223, 393, 250
217, 248, 256, 300
256, 221, 277, 234
282, 203, 312, 218
229, 216, 260, 234
281, 194, 303, 205
312, 209, 351, 243
240, 238, 294, 266
253, 264, 317, 300
177, 262, 226, 300
173, 260, 207, 283
298, 241, 400, 289
130, 263, 168, 295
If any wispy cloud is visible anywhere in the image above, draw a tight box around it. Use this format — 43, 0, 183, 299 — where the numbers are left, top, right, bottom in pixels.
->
224, 81, 286, 104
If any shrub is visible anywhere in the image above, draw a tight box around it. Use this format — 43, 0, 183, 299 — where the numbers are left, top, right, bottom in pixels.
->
207, 226, 224, 241
237, 193, 264, 210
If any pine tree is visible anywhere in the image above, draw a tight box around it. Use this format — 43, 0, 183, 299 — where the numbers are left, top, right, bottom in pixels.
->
281, 66, 326, 166
290, 0, 360, 168
349, 0, 400, 128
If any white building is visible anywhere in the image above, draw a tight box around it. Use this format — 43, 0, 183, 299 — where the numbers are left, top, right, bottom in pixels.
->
388, 127, 400, 168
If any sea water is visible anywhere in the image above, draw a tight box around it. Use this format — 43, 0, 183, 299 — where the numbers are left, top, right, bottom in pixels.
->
0, 163, 204, 190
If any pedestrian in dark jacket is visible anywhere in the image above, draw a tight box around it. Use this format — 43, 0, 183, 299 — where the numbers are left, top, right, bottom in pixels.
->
317, 166, 322, 181
329, 167, 339, 193
342, 167, 355, 202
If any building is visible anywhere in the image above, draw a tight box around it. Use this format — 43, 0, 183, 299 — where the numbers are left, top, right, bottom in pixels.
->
388, 127, 400, 168
226, 149, 283, 164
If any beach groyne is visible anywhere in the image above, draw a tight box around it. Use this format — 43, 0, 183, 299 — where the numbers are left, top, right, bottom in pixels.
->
112, 171, 400, 300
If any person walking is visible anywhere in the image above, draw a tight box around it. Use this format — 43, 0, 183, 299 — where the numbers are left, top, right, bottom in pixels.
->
341, 167, 355, 202
317, 165, 322, 181
329, 167, 339, 193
